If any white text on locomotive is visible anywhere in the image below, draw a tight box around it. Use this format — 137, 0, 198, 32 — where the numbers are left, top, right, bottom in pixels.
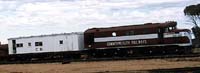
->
107, 40, 147, 46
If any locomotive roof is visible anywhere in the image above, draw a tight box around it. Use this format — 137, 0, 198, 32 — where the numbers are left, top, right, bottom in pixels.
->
8, 32, 83, 40
85, 21, 177, 33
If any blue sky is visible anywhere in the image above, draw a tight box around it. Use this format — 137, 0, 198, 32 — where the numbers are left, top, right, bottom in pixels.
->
0, 0, 199, 44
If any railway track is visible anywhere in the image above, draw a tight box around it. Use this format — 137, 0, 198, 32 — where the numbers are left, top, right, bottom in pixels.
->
1, 53, 200, 65
76, 53, 200, 62
95, 67, 200, 73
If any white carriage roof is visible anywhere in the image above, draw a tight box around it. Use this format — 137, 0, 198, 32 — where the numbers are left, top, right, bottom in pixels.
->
8, 32, 83, 40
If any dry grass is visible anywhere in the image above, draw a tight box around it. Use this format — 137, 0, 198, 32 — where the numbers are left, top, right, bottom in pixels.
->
0, 58, 200, 73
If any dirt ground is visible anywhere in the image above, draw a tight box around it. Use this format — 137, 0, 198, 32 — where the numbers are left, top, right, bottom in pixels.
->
0, 57, 200, 73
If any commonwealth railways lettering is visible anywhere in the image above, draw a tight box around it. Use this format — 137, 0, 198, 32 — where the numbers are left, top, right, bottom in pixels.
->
107, 40, 147, 46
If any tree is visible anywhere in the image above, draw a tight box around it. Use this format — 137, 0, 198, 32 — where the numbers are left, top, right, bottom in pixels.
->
184, 4, 200, 27
184, 4, 200, 47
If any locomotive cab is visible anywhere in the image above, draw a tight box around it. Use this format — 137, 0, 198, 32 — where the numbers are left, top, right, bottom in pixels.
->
171, 29, 192, 46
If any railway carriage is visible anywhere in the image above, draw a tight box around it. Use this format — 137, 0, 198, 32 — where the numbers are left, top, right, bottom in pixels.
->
84, 21, 192, 57
8, 32, 84, 60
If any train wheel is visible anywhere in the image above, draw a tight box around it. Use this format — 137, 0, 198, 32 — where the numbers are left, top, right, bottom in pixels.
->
149, 50, 152, 54
103, 53, 107, 56
93, 53, 96, 56
162, 51, 166, 54
175, 49, 179, 53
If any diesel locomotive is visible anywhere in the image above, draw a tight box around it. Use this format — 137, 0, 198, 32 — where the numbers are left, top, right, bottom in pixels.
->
84, 21, 192, 57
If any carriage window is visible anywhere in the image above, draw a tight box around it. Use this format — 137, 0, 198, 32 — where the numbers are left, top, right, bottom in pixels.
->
112, 32, 117, 36
169, 27, 173, 30
165, 28, 169, 32
40, 48, 43, 51
16, 43, 23, 47
35, 48, 42, 51
28, 43, 31, 46
59, 40, 63, 44
35, 42, 43, 46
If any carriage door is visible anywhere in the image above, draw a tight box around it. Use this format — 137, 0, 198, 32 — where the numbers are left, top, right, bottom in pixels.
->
12, 40, 16, 54
84, 33, 94, 48
158, 28, 164, 44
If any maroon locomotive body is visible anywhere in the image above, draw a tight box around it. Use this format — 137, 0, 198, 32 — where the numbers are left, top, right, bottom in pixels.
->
84, 21, 192, 56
